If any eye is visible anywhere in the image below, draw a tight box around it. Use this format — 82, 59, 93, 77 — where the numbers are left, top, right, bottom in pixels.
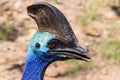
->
48, 40, 57, 49
35, 42, 40, 49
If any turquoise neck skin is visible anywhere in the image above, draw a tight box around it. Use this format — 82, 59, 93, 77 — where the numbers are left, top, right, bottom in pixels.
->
22, 32, 57, 80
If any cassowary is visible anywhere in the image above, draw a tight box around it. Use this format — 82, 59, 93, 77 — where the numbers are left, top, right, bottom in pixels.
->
22, 2, 91, 80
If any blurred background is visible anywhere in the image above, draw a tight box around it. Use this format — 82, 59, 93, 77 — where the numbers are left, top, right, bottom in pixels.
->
0, 0, 120, 80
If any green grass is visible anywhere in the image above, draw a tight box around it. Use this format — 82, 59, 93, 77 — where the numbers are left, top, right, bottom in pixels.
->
0, 25, 16, 41
111, 0, 120, 4
51, 0, 63, 4
101, 40, 120, 65
79, 13, 101, 26
65, 61, 97, 75
78, 0, 102, 26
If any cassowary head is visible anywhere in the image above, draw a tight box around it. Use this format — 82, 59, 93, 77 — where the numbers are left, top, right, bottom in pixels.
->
22, 2, 91, 80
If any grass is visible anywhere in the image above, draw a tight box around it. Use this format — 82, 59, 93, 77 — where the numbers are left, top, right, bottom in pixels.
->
51, 0, 63, 4
108, 22, 119, 31
80, 13, 101, 26
65, 60, 97, 75
111, 0, 120, 4
78, 0, 102, 26
0, 25, 16, 41
101, 40, 120, 65
66, 62, 88, 75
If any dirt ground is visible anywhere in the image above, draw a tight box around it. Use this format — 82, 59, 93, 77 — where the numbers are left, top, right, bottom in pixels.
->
0, 0, 120, 80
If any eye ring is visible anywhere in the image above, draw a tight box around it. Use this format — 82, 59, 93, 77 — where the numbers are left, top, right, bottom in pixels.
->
35, 42, 40, 49
48, 40, 57, 49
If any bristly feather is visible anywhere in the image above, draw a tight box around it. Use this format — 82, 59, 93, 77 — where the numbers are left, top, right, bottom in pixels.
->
27, 2, 78, 45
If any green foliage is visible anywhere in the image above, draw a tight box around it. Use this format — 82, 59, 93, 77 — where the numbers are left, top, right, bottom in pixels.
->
101, 40, 120, 65
0, 25, 15, 41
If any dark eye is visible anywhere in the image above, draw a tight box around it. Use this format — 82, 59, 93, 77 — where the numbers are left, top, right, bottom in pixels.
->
48, 40, 57, 49
35, 42, 40, 49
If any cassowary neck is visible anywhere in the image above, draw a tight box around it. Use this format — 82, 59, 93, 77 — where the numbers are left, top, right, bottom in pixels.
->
22, 47, 54, 80
22, 57, 53, 80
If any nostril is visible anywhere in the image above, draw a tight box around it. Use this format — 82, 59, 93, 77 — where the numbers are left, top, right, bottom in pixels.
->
85, 48, 89, 53
82, 48, 89, 53
78, 46, 89, 53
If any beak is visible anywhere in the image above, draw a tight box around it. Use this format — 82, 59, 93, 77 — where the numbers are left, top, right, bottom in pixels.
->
49, 45, 91, 61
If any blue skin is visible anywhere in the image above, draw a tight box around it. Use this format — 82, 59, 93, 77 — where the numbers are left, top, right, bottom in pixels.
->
22, 32, 59, 80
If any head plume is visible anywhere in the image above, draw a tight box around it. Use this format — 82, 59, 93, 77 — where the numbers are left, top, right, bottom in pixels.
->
27, 2, 78, 46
